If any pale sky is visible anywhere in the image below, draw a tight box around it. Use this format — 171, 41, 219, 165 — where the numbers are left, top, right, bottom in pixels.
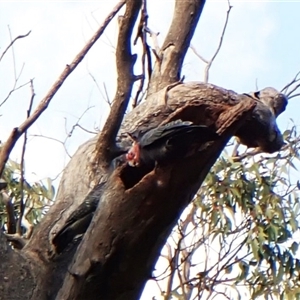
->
1, 1, 300, 298
1, 1, 299, 182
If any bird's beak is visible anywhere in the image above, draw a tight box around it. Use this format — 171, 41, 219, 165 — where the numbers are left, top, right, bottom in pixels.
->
128, 160, 139, 167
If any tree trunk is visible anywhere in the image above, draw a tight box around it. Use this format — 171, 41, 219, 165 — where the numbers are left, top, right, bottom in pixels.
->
1, 81, 287, 299
0, 0, 288, 299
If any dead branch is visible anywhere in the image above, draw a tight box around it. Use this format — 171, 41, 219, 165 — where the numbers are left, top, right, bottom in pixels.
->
281, 71, 300, 95
190, 44, 209, 64
88, 71, 112, 107
132, 0, 150, 109
164, 243, 177, 300
30, 135, 72, 158
148, 0, 206, 95
66, 106, 95, 138
145, 26, 161, 62
203, 1, 232, 83
0, 0, 125, 177
288, 92, 300, 100
286, 82, 300, 98
32, 103, 96, 157
0, 79, 31, 108
4, 233, 27, 249
0, 26, 28, 108
232, 132, 300, 163
0, 30, 31, 63
94, 0, 142, 169
8, 26, 17, 81
17, 80, 35, 236
72, 124, 98, 135
280, 70, 300, 99
102, 82, 112, 107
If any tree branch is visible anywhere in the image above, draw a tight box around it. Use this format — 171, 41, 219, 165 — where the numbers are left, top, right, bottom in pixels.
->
94, 0, 142, 169
0, 30, 31, 63
281, 70, 300, 95
147, 0, 206, 95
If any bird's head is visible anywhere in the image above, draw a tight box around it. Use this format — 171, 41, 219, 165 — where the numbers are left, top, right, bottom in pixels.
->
126, 142, 141, 167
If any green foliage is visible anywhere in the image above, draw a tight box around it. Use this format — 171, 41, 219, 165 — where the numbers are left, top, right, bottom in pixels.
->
155, 127, 300, 300
199, 129, 300, 299
0, 158, 55, 233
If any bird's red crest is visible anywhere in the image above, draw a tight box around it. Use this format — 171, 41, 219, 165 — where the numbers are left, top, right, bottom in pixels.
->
126, 143, 140, 166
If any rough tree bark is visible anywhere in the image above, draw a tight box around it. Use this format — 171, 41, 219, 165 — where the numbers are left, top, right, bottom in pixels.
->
0, 1, 288, 300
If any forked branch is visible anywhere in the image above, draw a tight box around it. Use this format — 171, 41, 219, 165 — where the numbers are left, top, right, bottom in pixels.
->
148, 0, 206, 95
191, 1, 232, 83
95, 0, 142, 168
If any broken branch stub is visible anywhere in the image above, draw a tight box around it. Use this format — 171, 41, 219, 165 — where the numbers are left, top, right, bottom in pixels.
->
121, 83, 286, 154
235, 87, 288, 153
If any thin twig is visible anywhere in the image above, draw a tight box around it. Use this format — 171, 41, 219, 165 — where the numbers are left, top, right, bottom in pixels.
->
31, 104, 96, 159
0, 79, 31, 108
145, 26, 161, 63
66, 106, 95, 138
87, 71, 112, 107
286, 82, 300, 98
0, 30, 31, 63
8, 26, 17, 81
132, 0, 149, 108
190, 44, 209, 64
203, 1, 232, 83
30, 135, 72, 158
288, 93, 300, 100
281, 71, 300, 94
17, 79, 35, 235
103, 82, 112, 107
74, 124, 98, 135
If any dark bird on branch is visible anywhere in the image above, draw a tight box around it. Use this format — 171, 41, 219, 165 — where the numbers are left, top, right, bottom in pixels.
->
52, 182, 106, 254
125, 120, 218, 167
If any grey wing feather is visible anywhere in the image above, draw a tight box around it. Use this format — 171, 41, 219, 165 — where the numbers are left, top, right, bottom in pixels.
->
140, 120, 194, 146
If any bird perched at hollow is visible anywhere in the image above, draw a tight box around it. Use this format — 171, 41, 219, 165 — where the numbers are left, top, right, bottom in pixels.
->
53, 121, 217, 253
125, 120, 218, 167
